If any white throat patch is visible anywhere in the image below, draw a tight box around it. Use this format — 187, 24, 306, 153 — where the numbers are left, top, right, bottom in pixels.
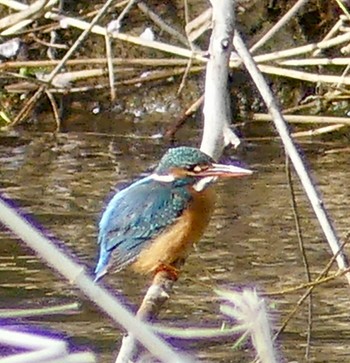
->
193, 176, 216, 192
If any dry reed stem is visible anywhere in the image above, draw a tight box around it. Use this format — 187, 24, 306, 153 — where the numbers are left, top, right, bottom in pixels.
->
0, 58, 199, 69
5, 65, 204, 94
258, 64, 350, 84
291, 124, 345, 137
279, 57, 350, 66
0, 0, 49, 30
312, 18, 344, 57
251, 31, 350, 64
105, 34, 116, 102
3, 0, 350, 93
253, 113, 350, 125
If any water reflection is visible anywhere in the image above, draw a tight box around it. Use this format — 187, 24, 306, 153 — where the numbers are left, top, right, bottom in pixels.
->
1, 127, 350, 362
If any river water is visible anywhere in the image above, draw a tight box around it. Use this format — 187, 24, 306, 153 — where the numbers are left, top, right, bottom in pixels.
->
1, 116, 350, 362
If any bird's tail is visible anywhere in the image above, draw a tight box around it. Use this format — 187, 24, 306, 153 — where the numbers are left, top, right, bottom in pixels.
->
94, 250, 110, 282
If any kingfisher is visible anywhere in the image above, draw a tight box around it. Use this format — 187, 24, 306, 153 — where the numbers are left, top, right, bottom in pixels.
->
94, 146, 252, 281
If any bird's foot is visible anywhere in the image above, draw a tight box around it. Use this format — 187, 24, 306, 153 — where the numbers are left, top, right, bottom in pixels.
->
154, 263, 180, 281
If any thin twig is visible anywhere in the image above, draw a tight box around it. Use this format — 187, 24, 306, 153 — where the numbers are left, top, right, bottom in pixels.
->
108, 0, 137, 32
335, 0, 350, 20
250, 0, 310, 53
177, 0, 196, 95
266, 268, 350, 296
278, 57, 350, 66
45, 90, 61, 132
137, 1, 189, 47
177, 55, 194, 96
286, 156, 313, 359
274, 235, 350, 339
104, 0, 140, 102
164, 95, 204, 140
105, 33, 116, 102
29, 33, 68, 49
312, 18, 344, 57
185, 8, 212, 43
336, 63, 350, 89
11, 86, 45, 126
83, 0, 129, 18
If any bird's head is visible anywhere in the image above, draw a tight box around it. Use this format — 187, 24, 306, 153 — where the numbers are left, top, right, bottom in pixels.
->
151, 147, 252, 191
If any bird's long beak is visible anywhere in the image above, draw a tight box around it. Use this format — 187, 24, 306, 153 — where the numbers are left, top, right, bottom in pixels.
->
198, 163, 253, 178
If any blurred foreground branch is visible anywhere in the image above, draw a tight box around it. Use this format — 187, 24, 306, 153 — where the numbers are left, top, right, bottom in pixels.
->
0, 196, 192, 363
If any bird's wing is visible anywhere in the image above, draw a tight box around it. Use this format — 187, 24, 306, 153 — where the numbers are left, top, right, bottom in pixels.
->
95, 177, 190, 279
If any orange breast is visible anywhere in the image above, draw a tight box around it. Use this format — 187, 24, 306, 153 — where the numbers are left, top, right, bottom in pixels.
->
132, 187, 216, 274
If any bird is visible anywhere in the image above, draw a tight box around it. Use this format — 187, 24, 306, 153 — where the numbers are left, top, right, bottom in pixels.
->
94, 146, 252, 281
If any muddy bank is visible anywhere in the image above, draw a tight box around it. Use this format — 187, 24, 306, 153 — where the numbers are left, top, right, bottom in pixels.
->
0, 0, 349, 135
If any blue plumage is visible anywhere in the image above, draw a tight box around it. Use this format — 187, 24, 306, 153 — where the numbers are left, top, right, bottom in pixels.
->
95, 175, 192, 280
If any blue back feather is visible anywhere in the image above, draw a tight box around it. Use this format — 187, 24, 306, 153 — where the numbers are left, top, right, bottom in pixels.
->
95, 176, 192, 279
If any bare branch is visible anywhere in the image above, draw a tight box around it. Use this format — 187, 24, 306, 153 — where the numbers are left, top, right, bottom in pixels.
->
233, 30, 350, 285
201, 0, 240, 160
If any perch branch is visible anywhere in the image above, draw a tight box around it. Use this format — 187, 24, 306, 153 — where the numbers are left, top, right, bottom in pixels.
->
116, 269, 181, 363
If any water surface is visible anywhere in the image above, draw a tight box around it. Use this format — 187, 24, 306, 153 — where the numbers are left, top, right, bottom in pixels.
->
1, 123, 350, 362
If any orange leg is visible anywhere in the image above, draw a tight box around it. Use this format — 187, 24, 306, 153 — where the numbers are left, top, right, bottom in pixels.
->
154, 263, 180, 281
